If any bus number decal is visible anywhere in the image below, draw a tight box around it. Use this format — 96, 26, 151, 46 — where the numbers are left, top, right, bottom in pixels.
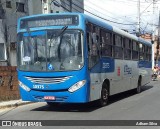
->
33, 85, 44, 89
103, 63, 110, 69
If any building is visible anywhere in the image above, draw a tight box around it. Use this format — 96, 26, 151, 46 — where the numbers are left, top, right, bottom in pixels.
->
42, 0, 84, 14
28, 0, 42, 15
0, 0, 7, 66
0, 0, 29, 66
0, 0, 84, 66
0, 0, 42, 66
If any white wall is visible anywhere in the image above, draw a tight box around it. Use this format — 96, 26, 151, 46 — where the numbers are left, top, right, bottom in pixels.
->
0, 19, 5, 43
1, 0, 28, 66
28, 0, 42, 15
0, 19, 7, 62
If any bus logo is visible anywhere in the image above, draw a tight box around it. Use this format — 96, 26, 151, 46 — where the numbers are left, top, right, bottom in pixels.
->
124, 65, 132, 75
48, 64, 54, 70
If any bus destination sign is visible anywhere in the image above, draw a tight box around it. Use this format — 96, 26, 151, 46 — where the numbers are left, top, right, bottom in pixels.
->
20, 15, 79, 29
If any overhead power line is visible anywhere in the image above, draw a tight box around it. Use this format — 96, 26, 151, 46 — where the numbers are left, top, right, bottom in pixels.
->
84, 0, 137, 29
81, 0, 139, 23
51, 0, 137, 25
73, 1, 137, 25
109, 0, 151, 3
140, 2, 153, 16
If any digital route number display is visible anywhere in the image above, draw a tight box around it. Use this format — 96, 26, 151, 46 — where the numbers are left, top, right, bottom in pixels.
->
20, 15, 79, 29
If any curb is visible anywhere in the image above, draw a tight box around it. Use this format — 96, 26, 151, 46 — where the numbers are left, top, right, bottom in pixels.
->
0, 101, 34, 109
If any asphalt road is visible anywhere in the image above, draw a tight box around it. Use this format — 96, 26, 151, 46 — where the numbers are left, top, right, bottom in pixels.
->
0, 80, 160, 129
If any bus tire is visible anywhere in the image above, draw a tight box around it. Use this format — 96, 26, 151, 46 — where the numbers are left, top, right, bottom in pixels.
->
47, 102, 60, 107
137, 78, 142, 94
97, 84, 109, 107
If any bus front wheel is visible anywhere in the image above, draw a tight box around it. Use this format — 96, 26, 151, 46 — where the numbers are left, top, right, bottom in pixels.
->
97, 85, 109, 107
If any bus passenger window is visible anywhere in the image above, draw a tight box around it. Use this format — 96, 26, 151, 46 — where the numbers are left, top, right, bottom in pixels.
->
124, 38, 131, 59
90, 32, 99, 65
145, 46, 151, 61
113, 35, 123, 59
86, 23, 100, 68
101, 29, 112, 57
132, 41, 139, 60
147, 47, 152, 61
139, 43, 145, 60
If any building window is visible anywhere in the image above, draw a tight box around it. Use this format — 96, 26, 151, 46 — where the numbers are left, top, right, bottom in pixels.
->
16, 2, 25, 12
0, 43, 6, 60
6, 1, 12, 8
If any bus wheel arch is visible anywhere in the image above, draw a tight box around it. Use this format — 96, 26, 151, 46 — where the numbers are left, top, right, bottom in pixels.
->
137, 75, 142, 93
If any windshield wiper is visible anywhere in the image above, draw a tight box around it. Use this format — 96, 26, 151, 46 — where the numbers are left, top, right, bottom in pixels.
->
58, 26, 68, 37
49, 26, 68, 46
48, 26, 68, 65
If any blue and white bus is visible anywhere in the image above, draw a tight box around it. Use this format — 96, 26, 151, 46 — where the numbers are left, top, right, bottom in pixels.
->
17, 13, 152, 106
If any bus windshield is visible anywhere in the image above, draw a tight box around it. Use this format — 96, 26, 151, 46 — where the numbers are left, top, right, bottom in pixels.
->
17, 29, 84, 72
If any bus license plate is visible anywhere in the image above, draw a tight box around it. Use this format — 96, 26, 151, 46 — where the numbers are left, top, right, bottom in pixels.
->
44, 96, 55, 100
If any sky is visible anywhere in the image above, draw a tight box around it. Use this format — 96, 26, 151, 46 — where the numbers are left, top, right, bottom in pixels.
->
84, 0, 160, 34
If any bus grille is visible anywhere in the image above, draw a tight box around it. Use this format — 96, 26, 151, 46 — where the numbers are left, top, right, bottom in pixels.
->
25, 76, 72, 84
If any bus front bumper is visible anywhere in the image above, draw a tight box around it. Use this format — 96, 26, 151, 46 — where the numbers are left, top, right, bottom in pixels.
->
19, 85, 89, 103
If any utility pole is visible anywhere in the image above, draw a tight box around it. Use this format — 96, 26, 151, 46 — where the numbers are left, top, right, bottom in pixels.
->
152, 0, 156, 69
42, 0, 51, 14
69, 0, 72, 12
137, 0, 140, 36
155, 11, 160, 65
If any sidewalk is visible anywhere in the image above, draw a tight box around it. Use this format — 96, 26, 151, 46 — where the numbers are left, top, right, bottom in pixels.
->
0, 99, 33, 109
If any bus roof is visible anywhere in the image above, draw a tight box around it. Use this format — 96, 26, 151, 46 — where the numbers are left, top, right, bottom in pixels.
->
18, 12, 152, 47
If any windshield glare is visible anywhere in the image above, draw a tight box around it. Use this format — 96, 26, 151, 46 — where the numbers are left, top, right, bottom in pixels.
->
17, 30, 84, 72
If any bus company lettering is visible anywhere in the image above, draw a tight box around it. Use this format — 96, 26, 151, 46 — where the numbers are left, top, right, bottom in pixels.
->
33, 85, 44, 89
124, 65, 132, 75
103, 63, 110, 69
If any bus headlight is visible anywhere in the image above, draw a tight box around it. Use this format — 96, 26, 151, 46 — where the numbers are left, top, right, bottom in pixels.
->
19, 81, 31, 92
68, 80, 86, 93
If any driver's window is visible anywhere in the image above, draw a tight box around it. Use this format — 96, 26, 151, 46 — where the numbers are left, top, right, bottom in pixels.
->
86, 22, 100, 69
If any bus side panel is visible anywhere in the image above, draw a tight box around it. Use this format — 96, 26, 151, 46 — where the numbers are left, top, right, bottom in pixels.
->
110, 59, 127, 95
